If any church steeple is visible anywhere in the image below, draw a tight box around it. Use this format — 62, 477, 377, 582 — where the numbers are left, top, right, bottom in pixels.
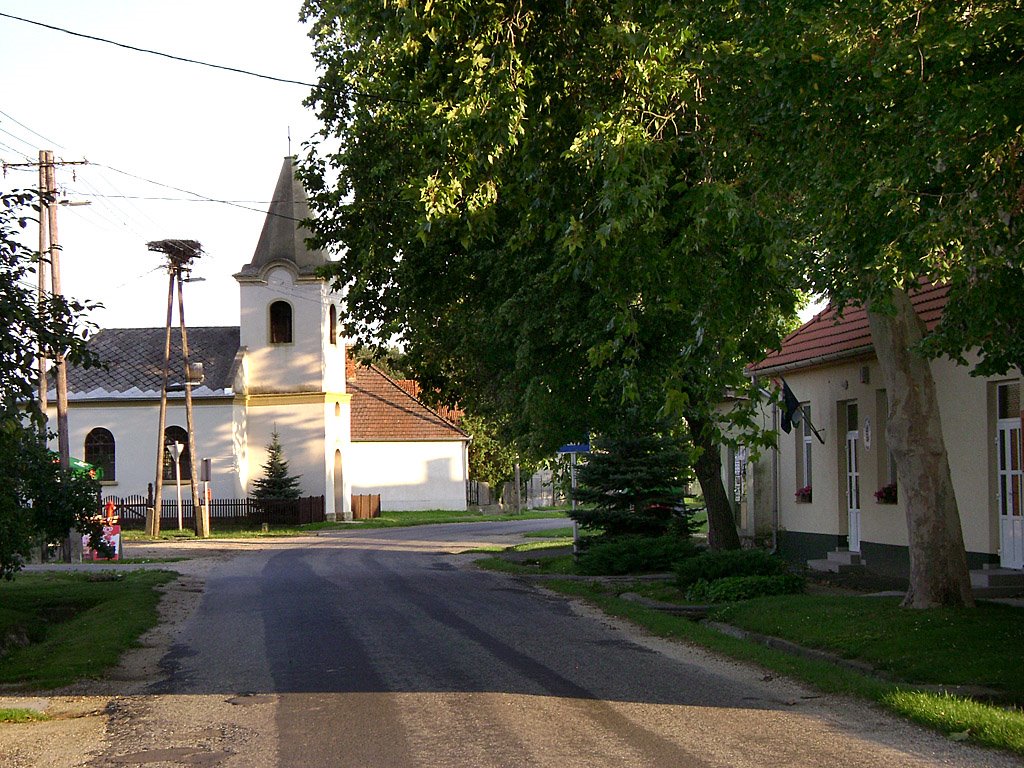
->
235, 156, 327, 281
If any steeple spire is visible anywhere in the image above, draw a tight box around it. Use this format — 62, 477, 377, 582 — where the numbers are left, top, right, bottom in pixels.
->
235, 156, 327, 281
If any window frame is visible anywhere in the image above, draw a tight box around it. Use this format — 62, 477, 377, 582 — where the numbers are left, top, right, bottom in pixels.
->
269, 300, 293, 345
84, 427, 116, 482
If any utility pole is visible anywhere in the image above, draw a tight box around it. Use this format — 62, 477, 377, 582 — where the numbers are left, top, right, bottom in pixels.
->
36, 154, 49, 421
146, 239, 206, 538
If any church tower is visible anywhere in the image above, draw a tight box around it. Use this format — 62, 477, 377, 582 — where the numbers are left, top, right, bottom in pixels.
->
234, 157, 350, 520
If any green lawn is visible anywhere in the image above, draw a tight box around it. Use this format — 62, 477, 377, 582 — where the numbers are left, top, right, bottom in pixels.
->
0, 570, 176, 690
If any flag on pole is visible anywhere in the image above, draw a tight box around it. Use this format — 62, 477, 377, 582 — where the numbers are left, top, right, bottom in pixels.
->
780, 379, 802, 434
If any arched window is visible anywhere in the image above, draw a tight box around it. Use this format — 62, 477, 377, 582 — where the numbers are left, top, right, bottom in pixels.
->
329, 304, 337, 345
162, 426, 192, 482
269, 301, 293, 344
84, 428, 115, 481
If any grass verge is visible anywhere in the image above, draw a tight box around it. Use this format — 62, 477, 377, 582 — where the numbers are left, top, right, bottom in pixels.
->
0, 570, 177, 690
0, 708, 49, 723
540, 579, 1024, 755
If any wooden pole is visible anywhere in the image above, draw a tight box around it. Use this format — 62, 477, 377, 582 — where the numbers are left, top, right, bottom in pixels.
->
148, 268, 176, 537
176, 269, 203, 536
44, 151, 70, 471
36, 151, 49, 424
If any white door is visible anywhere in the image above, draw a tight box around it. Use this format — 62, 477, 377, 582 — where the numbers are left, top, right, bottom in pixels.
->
998, 418, 1023, 569
846, 403, 861, 552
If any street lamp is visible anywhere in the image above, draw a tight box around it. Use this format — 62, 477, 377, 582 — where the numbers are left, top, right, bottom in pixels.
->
166, 441, 185, 531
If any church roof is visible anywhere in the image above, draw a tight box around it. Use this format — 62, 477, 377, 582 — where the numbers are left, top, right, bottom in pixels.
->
348, 364, 469, 442
234, 156, 328, 280
65, 326, 241, 398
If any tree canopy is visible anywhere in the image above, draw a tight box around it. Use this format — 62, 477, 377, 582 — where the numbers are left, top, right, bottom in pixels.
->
299, 1, 1022, 604
0, 190, 104, 578
299, 0, 801, 459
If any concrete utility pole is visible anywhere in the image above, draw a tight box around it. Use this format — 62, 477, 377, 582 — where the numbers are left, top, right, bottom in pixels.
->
36, 154, 48, 421
146, 239, 207, 538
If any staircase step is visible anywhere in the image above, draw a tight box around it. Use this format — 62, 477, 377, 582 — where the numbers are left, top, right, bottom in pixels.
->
827, 549, 863, 566
807, 558, 862, 574
970, 568, 1024, 588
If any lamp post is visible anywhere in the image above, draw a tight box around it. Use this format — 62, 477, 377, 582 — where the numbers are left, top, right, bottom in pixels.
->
167, 441, 185, 531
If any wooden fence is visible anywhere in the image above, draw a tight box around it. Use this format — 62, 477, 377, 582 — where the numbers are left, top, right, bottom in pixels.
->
351, 494, 381, 520
104, 494, 326, 530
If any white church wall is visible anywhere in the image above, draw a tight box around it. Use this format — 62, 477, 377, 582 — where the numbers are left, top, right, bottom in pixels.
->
244, 397, 329, 499
239, 266, 326, 394
62, 398, 239, 500
348, 441, 468, 511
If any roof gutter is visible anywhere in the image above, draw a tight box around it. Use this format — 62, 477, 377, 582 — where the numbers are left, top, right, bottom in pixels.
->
747, 346, 873, 378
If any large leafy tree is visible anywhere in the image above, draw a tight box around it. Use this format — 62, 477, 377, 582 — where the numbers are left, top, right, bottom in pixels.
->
695, 0, 1023, 606
300, 1, 800, 549
0, 190, 103, 578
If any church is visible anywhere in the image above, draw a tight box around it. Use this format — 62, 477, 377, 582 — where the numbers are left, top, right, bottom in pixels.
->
54, 157, 469, 520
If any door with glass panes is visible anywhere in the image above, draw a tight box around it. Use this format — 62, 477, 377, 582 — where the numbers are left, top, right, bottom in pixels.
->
997, 383, 1023, 569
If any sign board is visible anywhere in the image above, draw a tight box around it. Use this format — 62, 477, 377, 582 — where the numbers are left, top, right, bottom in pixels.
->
557, 442, 590, 454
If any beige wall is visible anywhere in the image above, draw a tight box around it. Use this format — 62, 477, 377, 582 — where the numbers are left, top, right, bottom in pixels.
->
773, 356, 1021, 557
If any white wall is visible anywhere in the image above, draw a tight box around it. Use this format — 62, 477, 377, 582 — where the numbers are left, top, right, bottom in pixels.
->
238, 266, 329, 394
348, 441, 468, 511
61, 397, 240, 500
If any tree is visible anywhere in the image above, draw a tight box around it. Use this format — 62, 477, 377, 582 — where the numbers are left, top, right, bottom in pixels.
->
571, 420, 694, 539
300, 1, 800, 552
460, 414, 520, 493
250, 431, 302, 501
0, 190, 103, 578
694, 0, 1022, 606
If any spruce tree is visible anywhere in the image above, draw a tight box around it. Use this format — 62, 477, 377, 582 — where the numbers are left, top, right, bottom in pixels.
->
571, 424, 693, 539
251, 431, 302, 501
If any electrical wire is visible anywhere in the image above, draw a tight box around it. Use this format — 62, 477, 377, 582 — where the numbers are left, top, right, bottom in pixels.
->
0, 11, 413, 105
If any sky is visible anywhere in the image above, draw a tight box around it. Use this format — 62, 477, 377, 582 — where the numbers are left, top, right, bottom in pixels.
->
0, 1, 324, 329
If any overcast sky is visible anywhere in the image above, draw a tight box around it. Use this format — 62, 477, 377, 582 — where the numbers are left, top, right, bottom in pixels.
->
0, 1, 324, 329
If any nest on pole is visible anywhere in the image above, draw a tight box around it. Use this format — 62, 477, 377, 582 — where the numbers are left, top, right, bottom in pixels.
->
147, 239, 203, 266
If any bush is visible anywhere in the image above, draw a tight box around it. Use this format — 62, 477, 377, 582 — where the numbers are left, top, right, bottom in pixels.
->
675, 548, 789, 589
685, 573, 805, 603
576, 535, 699, 576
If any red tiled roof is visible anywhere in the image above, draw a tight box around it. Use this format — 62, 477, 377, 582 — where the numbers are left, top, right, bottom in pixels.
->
348, 365, 468, 442
750, 282, 949, 374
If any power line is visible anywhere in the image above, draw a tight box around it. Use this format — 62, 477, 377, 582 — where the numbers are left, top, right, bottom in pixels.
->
0, 109, 63, 149
0, 11, 414, 105
0, 11, 317, 89
91, 163, 304, 222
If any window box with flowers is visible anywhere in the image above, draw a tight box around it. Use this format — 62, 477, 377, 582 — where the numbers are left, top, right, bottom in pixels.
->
795, 485, 812, 503
874, 482, 898, 505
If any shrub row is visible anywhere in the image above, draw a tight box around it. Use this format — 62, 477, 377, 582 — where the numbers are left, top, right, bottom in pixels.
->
576, 535, 698, 576
685, 573, 806, 603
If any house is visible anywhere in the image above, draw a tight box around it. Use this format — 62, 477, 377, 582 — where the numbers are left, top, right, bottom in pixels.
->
52, 156, 469, 518
735, 282, 1023, 578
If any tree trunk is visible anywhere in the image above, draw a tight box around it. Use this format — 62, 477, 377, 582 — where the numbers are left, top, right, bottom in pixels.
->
867, 287, 974, 608
690, 417, 742, 550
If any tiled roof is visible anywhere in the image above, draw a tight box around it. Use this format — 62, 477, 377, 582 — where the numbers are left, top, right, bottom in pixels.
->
394, 379, 465, 424
348, 365, 468, 442
750, 282, 949, 374
65, 326, 241, 397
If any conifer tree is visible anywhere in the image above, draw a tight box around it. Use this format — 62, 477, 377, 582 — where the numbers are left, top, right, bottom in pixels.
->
251, 431, 302, 501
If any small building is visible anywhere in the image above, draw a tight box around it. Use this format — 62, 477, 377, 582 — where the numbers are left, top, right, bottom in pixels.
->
738, 283, 1023, 577
54, 157, 469, 517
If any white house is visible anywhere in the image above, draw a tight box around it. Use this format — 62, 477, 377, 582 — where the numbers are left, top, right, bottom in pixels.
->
54, 156, 469, 519
731, 282, 1023, 581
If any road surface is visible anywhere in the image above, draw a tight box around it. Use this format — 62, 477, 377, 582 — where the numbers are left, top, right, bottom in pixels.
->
12, 520, 1019, 767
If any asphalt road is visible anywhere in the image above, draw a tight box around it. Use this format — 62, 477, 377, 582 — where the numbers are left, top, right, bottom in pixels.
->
89, 521, 1019, 767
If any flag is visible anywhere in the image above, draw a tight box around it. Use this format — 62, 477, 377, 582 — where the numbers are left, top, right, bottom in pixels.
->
780, 379, 802, 434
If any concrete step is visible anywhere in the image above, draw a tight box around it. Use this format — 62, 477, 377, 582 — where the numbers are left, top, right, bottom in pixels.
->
973, 585, 1024, 598
827, 549, 863, 567
970, 567, 1024, 589
807, 558, 862, 574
